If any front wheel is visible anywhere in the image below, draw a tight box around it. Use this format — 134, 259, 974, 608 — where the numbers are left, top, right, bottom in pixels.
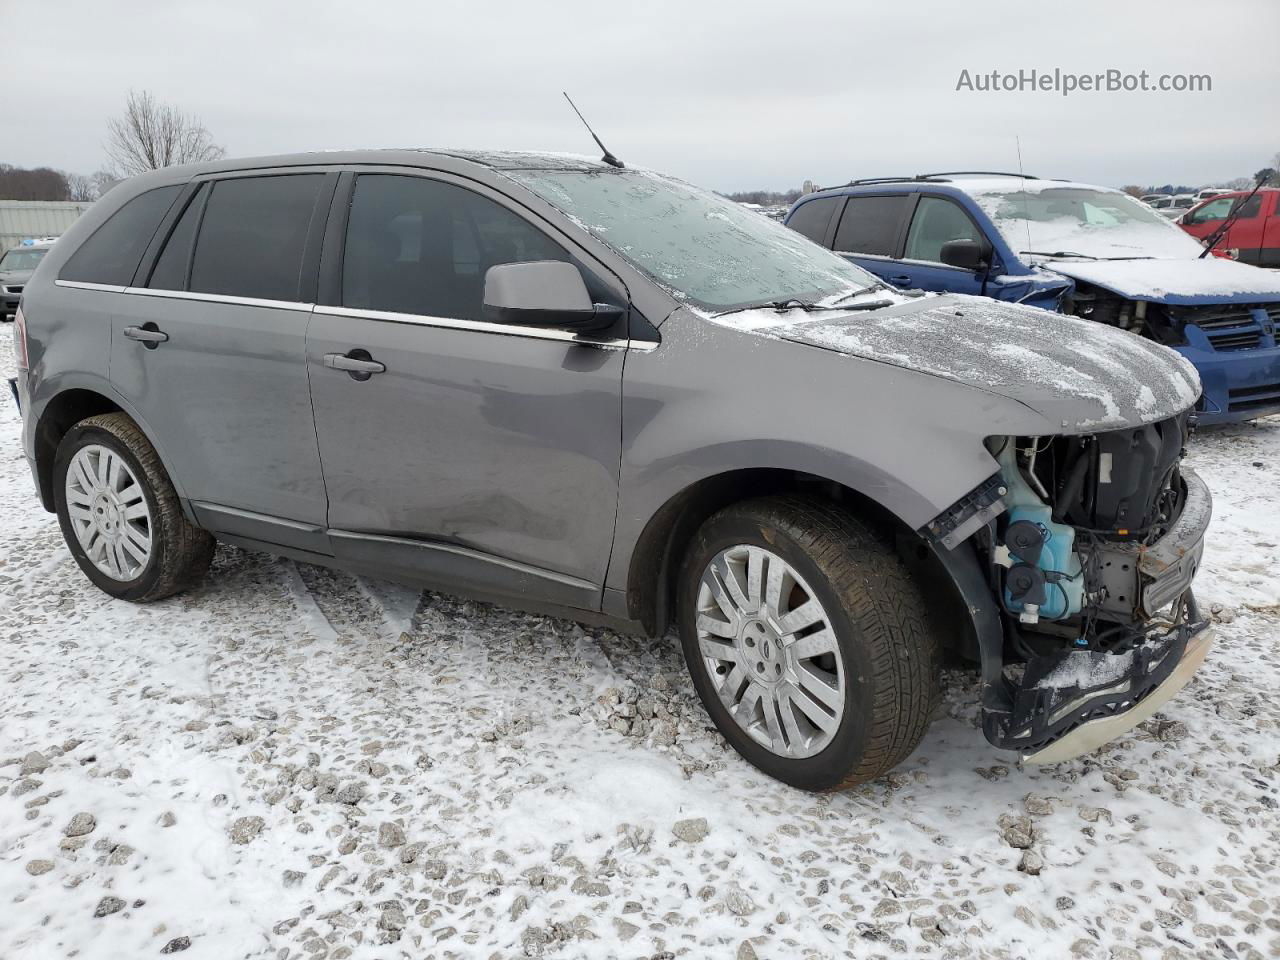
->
677, 496, 938, 791
53, 412, 214, 602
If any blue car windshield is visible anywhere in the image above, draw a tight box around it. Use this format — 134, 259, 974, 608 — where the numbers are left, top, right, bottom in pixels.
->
505, 167, 879, 312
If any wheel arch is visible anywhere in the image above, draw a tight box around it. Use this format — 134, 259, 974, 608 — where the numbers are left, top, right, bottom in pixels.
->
32, 387, 187, 514
622, 468, 979, 660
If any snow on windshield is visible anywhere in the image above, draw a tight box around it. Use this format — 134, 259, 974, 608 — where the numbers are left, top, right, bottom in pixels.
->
503, 168, 879, 311
969, 182, 1204, 261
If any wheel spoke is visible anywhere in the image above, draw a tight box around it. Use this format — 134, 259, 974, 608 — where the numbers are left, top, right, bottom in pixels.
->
713, 556, 750, 611
796, 664, 842, 712
698, 634, 737, 662
787, 627, 837, 661
764, 560, 786, 617
702, 568, 740, 625
68, 504, 94, 524
735, 683, 763, 720
106, 453, 122, 492
761, 694, 784, 748
119, 482, 146, 506
717, 665, 748, 707
777, 689, 807, 746
120, 532, 148, 564
784, 681, 839, 734
93, 450, 111, 488
74, 459, 97, 496
778, 599, 823, 635
745, 547, 765, 608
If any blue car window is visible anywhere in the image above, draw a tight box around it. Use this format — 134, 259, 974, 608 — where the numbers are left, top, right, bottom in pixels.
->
904, 197, 984, 263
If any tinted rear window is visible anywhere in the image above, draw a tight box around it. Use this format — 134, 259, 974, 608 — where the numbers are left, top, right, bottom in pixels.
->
148, 185, 208, 290
787, 197, 840, 244
833, 195, 909, 256
60, 185, 181, 285
189, 175, 322, 302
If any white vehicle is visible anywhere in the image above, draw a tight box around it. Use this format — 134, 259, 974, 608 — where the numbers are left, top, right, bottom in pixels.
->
1194, 188, 1231, 202
1150, 195, 1197, 219
1140, 194, 1166, 205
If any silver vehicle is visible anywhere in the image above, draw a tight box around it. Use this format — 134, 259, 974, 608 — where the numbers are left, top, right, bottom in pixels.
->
11, 150, 1213, 789
1, 240, 54, 319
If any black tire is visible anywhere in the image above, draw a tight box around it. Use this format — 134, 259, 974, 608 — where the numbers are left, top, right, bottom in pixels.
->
677, 495, 938, 791
53, 412, 214, 602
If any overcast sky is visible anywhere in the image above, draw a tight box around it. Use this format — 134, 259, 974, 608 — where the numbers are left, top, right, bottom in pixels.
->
4, 0, 1277, 191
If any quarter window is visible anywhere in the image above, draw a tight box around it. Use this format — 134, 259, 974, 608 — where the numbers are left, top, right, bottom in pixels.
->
787, 197, 840, 244
148, 185, 208, 290
832, 195, 908, 256
60, 185, 181, 286
189, 175, 323, 302
904, 196, 985, 263
342, 174, 568, 320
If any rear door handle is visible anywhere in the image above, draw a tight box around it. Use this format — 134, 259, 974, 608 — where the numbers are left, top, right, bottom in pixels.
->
323, 350, 386, 380
888, 275, 915, 286
124, 325, 168, 345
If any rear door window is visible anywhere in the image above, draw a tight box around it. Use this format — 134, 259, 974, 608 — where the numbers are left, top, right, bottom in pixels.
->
786, 197, 841, 244
189, 174, 323, 302
904, 196, 986, 262
832, 195, 909, 256
341, 174, 568, 321
59, 185, 181, 285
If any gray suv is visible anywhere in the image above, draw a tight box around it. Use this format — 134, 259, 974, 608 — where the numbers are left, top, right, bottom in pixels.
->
12, 150, 1213, 790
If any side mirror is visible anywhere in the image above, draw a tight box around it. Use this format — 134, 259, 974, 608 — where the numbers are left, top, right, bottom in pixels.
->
939, 238, 989, 271
483, 261, 622, 332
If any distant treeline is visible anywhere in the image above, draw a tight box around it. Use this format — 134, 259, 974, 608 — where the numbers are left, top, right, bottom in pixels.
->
720, 189, 803, 206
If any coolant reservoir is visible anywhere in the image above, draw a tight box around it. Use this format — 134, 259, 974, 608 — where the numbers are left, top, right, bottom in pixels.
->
997, 445, 1085, 622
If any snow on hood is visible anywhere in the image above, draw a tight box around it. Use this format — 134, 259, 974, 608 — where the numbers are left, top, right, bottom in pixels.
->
966, 180, 1204, 261
1044, 256, 1280, 303
709, 294, 1201, 431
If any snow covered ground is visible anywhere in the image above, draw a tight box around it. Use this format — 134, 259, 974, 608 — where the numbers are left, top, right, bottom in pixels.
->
1, 322, 1278, 960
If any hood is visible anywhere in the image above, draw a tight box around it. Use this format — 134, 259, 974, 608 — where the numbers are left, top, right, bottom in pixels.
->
1041, 256, 1280, 304
709, 294, 1200, 431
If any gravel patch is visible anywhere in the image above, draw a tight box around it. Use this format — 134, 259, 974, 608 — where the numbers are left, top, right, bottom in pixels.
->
1, 325, 1278, 958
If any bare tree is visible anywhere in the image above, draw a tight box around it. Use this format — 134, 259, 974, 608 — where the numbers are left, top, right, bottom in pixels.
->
63, 172, 98, 202
1120, 185, 1146, 198
105, 90, 225, 177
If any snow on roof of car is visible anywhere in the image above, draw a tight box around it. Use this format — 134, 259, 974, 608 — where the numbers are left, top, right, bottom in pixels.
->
424, 149, 612, 171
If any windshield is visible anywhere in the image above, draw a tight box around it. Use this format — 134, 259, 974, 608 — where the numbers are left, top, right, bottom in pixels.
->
0, 247, 47, 272
504, 167, 878, 311
971, 186, 1203, 260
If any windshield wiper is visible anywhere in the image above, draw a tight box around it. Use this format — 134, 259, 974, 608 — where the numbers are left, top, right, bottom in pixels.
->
1019, 249, 1098, 259
711, 290, 896, 319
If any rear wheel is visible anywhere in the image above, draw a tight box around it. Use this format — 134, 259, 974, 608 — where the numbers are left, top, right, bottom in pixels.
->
677, 496, 938, 790
53, 413, 214, 602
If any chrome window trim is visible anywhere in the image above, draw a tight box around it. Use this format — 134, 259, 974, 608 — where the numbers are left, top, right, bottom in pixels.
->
52, 279, 660, 351
55, 280, 129, 293
124, 287, 315, 312
314, 304, 658, 352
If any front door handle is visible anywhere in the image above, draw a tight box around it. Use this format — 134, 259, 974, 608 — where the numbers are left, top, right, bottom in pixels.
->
888, 275, 915, 287
323, 350, 386, 381
124, 324, 169, 347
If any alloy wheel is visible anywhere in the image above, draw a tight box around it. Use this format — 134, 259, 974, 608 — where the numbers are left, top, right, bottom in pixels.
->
695, 544, 844, 759
64, 444, 153, 581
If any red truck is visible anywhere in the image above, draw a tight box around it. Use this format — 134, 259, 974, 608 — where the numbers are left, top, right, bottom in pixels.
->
1179, 188, 1280, 268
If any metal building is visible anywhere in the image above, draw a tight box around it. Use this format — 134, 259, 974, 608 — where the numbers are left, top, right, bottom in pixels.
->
0, 200, 95, 254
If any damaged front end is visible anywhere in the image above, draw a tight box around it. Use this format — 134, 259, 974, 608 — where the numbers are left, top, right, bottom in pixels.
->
921, 412, 1213, 763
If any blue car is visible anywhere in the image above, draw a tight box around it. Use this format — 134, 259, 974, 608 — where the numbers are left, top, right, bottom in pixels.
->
785, 172, 1280, 423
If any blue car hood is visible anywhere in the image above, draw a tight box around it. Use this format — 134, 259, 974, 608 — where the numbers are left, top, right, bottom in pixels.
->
1040, 256, 1280, 305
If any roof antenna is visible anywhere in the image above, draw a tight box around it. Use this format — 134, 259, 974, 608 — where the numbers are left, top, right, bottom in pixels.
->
563, 92, 624, 169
